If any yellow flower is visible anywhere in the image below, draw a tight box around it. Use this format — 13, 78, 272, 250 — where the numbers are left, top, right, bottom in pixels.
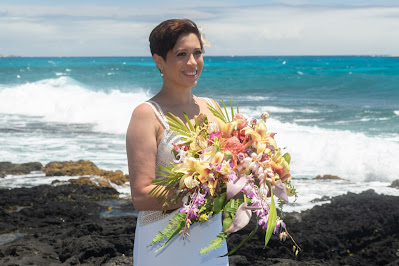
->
255, 120, 267, 137
194, 160, 211, 184
242, 125, 277, 153
270, 149, 291, 182
215, 117, 237, 136
199, 213, 210, 222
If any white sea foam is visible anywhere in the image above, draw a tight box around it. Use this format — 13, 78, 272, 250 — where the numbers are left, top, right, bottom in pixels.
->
394, 110, 399, 116
294, 118, 324, 122
237, 107, 399, 183
233, 95, 270, 101
240, 105, 318, 114
1, 77, 398, 186
0, 77, 150, 134
267, 119, 399, 183
284, 179, 399, 212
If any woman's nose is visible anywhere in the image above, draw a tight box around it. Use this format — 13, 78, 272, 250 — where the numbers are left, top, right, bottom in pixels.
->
187, 54, 197, 66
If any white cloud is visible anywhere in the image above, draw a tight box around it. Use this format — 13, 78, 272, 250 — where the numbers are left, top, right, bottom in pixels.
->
199, 5, 399, 55
0, 3, 399, 56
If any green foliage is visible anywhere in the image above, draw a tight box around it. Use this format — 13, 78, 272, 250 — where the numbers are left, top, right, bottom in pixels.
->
211, 136, 223, 151
200, 232, 230, 255
222, 216, 233, 232
265, 185, 277, 247
149, 212, 186, 252
166, 112, 196, 139
286, 180, 298, 202
207, 98, 237, 123
212, 192, 226, 214
149, 165, 183, 202
282, 152, 291, 164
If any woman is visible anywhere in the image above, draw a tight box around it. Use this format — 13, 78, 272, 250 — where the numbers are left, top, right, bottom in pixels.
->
126, 19, 229, 265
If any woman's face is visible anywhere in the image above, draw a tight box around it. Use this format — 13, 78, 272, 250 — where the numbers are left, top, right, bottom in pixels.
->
159, 33, 204, 90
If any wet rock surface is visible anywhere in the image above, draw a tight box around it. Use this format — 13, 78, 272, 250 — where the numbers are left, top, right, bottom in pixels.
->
0, 185, 398, 265
0, 162, 43, 178
44, 160, 129, 185
390, 179, 399, 189
0, 160, 129, 186
313, 174, 343, 180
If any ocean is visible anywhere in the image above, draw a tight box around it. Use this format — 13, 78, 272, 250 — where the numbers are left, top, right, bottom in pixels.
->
1, 56, 399, 211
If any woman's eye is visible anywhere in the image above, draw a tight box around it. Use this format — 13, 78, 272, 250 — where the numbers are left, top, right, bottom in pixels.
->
177, 52, 186, 56
195, 50, 203, 55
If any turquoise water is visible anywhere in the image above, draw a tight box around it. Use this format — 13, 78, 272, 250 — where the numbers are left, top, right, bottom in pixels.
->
1, 56, 398, 182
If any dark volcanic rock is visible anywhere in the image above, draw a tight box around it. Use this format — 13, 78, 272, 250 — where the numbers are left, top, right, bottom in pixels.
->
0, 184, 135, 265
314, 174, 342, 180
0, 161, 43, 178
390, 180, 399, 189
310, 195, 331, 203
1, 184, 399, 265
228, 189, 399, 265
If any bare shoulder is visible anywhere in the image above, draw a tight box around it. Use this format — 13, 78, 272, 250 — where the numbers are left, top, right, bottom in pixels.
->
126, 103, 158, 137
131, 102, 155, 119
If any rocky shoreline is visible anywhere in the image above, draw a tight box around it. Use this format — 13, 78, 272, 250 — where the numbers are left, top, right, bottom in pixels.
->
1, 162, 399, 265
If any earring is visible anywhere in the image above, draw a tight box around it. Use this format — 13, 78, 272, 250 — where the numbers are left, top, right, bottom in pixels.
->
160, 70, 164, 77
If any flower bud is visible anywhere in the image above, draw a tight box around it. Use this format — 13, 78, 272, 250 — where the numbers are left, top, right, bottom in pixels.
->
279, 232, 287, 241
258, 173, 265, 180
261, 112, 270, 121
224, 151, 233, 161
255, 166, 264, 176
248, 161, 256, 171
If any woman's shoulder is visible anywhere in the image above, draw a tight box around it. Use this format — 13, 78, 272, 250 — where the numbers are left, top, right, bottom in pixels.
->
133, 102, 153, 115
129, 102, 158, 126
127, 102, 159, 137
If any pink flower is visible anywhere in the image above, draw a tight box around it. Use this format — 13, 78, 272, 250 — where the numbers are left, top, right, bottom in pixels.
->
208, 131, 220, 144
233, 113, 248, 130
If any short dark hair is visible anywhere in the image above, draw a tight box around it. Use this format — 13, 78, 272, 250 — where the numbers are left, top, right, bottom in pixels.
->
149, 19, 203, 60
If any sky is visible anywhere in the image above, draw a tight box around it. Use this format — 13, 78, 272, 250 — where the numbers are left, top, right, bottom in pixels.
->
1, 0, 399, 57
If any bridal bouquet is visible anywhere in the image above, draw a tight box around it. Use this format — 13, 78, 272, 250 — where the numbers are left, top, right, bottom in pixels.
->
149, 99, 299, 255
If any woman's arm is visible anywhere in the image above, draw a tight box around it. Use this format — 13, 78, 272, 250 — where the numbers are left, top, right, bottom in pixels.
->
126, 103, 182, 211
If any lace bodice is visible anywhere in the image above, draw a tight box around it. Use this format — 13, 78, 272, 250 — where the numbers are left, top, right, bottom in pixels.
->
145, 101, 182, 177
137, 98, 215, 226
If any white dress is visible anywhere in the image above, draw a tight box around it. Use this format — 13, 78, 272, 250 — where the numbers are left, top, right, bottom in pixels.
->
133, 99, 229, 266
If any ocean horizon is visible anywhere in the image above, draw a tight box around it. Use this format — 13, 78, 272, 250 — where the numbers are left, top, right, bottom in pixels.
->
1, 55, 399, 211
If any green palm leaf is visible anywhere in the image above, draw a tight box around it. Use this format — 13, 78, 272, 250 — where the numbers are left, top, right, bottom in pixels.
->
265, 185, 277, 247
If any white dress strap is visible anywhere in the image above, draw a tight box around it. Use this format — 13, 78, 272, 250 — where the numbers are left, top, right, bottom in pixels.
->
144, 101, 169, 129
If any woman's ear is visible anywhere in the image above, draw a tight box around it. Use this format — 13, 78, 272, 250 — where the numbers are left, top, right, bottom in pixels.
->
153, 54, 165, 72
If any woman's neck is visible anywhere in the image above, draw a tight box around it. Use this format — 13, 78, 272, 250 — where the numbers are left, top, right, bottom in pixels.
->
155, 85, 195, 106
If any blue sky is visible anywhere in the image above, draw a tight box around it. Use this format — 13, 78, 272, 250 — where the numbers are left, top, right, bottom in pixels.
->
1, 0, 399, 56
